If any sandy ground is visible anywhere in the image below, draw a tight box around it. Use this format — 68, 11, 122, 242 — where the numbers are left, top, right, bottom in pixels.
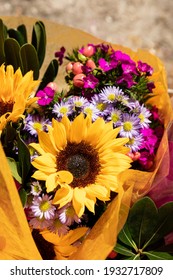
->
1, 0, 173, 89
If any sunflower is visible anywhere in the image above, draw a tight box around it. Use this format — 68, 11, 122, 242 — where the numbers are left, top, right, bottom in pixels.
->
0, 64, 39, 132
30, 113, 131, 217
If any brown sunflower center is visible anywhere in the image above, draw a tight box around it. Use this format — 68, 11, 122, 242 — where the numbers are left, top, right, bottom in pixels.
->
56, 141, 101, 188
0, 100, 14, 117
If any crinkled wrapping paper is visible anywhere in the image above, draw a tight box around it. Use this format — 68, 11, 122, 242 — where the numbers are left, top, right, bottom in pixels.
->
0, 16, 173, 260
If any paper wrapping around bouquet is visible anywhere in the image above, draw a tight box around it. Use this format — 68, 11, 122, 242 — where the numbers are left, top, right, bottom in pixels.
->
0, 16, 173, 259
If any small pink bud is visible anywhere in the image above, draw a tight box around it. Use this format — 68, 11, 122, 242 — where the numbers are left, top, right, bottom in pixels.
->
82, 45, 95, 57
127, 152, 135, 160
133, 152, 141, 161
47, 82, 58, 91
72, 62, 83, 75
66, 62, 74, 73
73, 74, 86, 88
86, 59, 96, 69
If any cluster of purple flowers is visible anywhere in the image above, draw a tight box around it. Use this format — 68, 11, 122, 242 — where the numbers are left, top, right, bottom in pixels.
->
25, 181, 81, 235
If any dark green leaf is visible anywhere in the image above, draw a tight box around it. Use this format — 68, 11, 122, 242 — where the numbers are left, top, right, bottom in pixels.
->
144, 202, 173, 248
7, 157, 22, 184
144, 251, 173, 260
19, 188, 27, 207
118, 224, 137, 250
20, 43, 40, 79
31, 21, 46, 68
127, 197, 158, 249
0, 19, 7, 65
8, 24, 27, 46
17, 24, 27, 44
114, 243, 136, 257
4, 38, 22, 71
38, 59, 59, 90
17, 133, 31, 184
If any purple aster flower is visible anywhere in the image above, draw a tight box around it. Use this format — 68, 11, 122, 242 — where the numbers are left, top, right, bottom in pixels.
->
55, 46, 66, 65
47, 213, 69, 236
120, 113, 141, 138
83, 74, 99, 89
106, 108, 122, 127
29, 216, 51, 230
24, 114, 51, 137
125, 134, 144, 152
30, 194, 56, 220
137, 60, 153, 76
99, 86, 124, 104
69, 96, 89, 112
36, 86, 55, 106
82, 103, 100, 121
52, 100, 73, 119
91, 94, 108, 117
137, 104, 151, 128
58, 203, 81, 226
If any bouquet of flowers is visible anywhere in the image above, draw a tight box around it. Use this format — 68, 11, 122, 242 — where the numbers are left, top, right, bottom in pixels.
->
0, 16, 173, 260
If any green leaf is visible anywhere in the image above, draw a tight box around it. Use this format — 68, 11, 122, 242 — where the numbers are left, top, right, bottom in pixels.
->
127, 197, 158, 249
20, 43, 40, 79
0, 19, 7, 65
8, 24, 27, 46
31, 21, 46, 68
19, 188, 27, 207
114, 243, 136, 257
118, 225, 137, 250
4, 38, 22, 71
6, 157, 22, 184
17, 24, 27, 44
17, 133, 31, 184
38, 59, 59, 90
144, 251, 173, 260
143, 201, 173, 248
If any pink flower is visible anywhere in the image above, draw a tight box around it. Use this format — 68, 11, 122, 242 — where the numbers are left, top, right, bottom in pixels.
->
36, 86, 55, 106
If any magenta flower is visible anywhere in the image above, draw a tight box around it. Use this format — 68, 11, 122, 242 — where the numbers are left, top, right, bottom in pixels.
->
36, 86, 55, 106
140, 127, 158, 154
55, 46, 66, 65
116, 73, 136, 88
83, 74, 99, 89
98, 58, 117, 71
137, 60, 153, 75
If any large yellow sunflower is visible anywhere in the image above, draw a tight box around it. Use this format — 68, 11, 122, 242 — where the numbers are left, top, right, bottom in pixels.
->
0, 64, 39, 132
30, 113, 131, 217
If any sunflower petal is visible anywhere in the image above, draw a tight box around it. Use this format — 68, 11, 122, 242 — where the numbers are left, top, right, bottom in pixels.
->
72, 188, 86, 217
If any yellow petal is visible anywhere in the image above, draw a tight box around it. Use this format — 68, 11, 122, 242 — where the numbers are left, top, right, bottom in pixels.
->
72, 188, 86, 217
86, 184, 110, 201
46, 173, 59, 192
32, 170, 49, 181
37, 129, 58, 155
53, 185, 73, 206
57, 170, 73, 184
69, 113, 87, 143
52, 119, 67, 150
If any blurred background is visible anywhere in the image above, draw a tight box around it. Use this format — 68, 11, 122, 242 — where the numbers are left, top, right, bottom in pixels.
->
1, 0, 173, 89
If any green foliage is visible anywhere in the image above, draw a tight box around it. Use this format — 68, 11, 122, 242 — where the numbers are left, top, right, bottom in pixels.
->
114, 197, 173, 260
0, 18, 58, 87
